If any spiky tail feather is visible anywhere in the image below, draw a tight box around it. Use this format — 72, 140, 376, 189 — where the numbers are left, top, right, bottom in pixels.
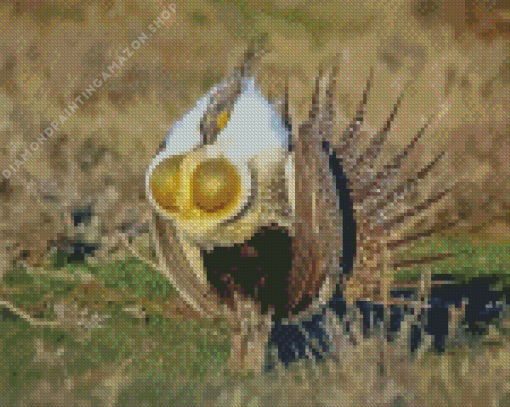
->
268, 65, 508, 369
318, 65, 459, 309
285, 63, 458, 313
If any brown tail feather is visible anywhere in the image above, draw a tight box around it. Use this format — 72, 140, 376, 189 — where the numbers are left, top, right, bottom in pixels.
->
351, 86, 407, 180
355, 109, 438, 203
382, 183, 456, 231
323, 63, 340, 123
338, 67, 374, 172
364, 151, 447, 219
307, 66, 324, 121
387, 219, 461, 250
318, 62, 340, 143
324, 66, 463, 310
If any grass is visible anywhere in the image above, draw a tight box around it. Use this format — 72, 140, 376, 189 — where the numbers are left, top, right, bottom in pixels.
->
394, 234, 510, 285
0, 233, 509, 405
0, 254, 231, 406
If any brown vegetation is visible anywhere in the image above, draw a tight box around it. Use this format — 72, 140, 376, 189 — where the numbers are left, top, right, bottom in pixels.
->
0, 0, 508, 404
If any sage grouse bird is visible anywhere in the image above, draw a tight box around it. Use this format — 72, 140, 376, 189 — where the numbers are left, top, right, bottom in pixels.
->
145, 37, 508, 372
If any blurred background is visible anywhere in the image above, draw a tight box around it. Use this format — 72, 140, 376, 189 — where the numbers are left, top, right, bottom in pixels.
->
0, 0, 508, 405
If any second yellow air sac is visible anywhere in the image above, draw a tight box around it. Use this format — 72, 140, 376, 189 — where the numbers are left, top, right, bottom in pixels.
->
191, 158, 241, 215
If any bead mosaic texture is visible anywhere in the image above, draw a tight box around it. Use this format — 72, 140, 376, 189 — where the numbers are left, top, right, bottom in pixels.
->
0, 1, 508, 406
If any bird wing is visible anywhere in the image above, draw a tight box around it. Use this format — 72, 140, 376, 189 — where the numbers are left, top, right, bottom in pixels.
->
287, 70, 342, 314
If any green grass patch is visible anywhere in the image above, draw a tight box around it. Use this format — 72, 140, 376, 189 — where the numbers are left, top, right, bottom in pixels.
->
0, 234, 507, 405
393, 235, 510, 286
0, 255, 230, 406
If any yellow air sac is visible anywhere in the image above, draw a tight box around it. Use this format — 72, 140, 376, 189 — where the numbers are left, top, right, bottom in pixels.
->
150, 153, 242, 222
190, 158, 241, 216
150, 155, 185, 214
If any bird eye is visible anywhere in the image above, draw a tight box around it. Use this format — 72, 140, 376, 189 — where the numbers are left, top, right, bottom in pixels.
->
150, 155, 186, 214
216, 110, 231, 132
190, 158, 241, 216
